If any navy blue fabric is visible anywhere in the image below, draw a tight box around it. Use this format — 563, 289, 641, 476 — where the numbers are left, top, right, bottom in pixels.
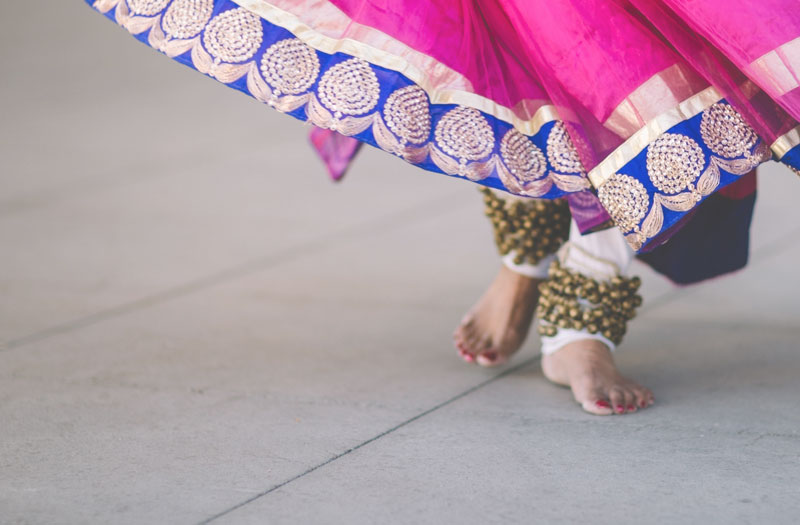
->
637, 191, 756, 285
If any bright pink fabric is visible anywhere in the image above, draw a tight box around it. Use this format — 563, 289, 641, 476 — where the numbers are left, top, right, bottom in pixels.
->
309, 127, 362, 181
325, 0, 799, 157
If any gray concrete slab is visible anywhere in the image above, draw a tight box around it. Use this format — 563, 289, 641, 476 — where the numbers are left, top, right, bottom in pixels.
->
0, 202, 511, 524
215, 321, 800, 525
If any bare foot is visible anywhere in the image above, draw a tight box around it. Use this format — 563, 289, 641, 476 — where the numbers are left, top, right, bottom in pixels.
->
541, 338, 654, 415
453, 265, 541, 367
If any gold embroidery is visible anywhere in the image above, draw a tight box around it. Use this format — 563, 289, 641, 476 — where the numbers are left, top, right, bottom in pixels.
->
546, 122, 584, 174
646, 133, 704, 194
700, 103, 758, 159
318, 58, 380, 117
91, 1, 605, 198
500, 129, 547, 183
604, 101, 771, 251
383, 86, 431, 146
771, 125, 800, 159
203, 8, 263, 64
233, 0, 563, 136
162, 0, 213, 40
597, 174, 649, 234
128, 0, 170, 16
589, 86, 723, 189
434, 106, 494, 164
260, 38, 320, 96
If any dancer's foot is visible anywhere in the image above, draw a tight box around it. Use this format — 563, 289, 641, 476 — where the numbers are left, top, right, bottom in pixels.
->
541, 339, 654, 415
453, 265, 541, 367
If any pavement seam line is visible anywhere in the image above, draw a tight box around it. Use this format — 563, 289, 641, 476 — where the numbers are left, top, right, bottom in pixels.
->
197, 356, 539, 524
0, 191, 467, 352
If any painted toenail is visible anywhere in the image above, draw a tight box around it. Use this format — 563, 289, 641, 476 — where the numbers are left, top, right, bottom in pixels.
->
595, 400, 610, 408
481, 351, 498, 362
616, 405, 624, 412
640, 401, 647, 408
627, 405, 635, 411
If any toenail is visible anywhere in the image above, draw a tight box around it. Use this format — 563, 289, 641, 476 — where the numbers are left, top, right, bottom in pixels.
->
640, 401, 647, 408
481, 351, 498, 362
616, 405, 624, 412
627, 405, 635, 411
595, 400, 611, 408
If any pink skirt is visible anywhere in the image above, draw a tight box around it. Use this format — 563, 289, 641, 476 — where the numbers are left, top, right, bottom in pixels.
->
86, 0, 800, 255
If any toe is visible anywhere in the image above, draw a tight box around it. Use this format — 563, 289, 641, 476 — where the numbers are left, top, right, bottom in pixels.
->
608, 388, 626, 414
455, 318, 475, 345
476, 350, 506, 367
633, 387, 652, 409
462, 326, 483, 353
458, 348, 475, 363
623, 389, 637, 414
580, 397, 614, 416
473, 335, 493, 354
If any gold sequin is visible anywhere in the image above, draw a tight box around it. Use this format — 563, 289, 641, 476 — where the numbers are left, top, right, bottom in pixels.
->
260, 38, 320, 96
500, 129, 547, 183
318, 58, 380, 117
162, 0, 213, 39
383, 86, 431, 145
646, 133, 705, 194
203, 8, 263, 64
597, 174, 649, 233
127, 0, 169, 16
546, 122, 584, 174
434, 106, 494, 162
700, 103, 758, 159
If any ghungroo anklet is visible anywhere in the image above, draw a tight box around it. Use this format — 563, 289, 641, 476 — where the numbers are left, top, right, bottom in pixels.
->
536, 259, 642, 345
481, 188, 570, 265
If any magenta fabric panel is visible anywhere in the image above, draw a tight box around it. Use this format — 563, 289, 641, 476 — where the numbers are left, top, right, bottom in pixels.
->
309, 127, 363, 181
631, 0, 799, 141
661, 0, 800, 61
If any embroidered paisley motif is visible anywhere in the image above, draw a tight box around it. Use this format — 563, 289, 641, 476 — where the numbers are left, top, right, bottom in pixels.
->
260, 38, 320, 96
383, 86, 431, 145
162, 0, 213, 39
203, 8, 263, 63
646, 133, 705, 194
127, 0, 169, 16
598, 174, 649, 233
500, 129, 547, 183
546, 122, 584, 174
700, 103, 758, 159
318, 58, 380, 116
434, 106, 494, 162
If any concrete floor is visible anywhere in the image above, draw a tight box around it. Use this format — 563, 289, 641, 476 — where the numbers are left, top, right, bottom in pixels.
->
2, 3, 800, 524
